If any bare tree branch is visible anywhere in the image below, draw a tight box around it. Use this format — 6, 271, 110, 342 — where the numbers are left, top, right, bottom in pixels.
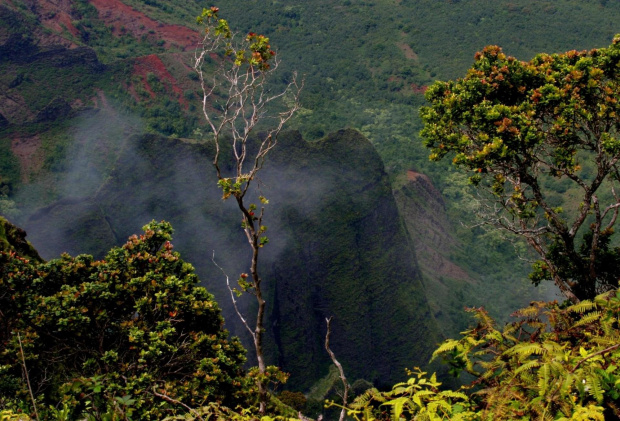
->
194, 9, 302, 415
325, 317, 349, 421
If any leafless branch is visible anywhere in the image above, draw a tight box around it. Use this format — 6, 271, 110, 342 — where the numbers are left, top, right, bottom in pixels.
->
211, 251, 255, 340
325, 317, 349, 421
571, 343, 620, 373
152, 386, 205, 421
195, 13, 302, 415
18, 332, 39, 421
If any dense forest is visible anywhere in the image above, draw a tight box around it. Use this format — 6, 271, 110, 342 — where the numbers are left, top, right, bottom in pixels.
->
1, 0, 620, 419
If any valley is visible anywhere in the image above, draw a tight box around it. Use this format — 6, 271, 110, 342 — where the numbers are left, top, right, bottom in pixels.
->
1, 0, 619, 415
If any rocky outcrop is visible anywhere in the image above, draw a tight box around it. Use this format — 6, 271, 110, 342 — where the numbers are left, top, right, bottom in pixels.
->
0, 32, 38, 63
393, 169, 472, 336
24, 130, 439, 390
0, 216, 42, 262
395, 170, 469, 283
32, 46, 105, 72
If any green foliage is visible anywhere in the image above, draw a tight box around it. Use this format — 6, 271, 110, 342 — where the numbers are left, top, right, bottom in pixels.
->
3, 0, 620, 334
196, 7, 275, 72
0, 221, 248, 419
0, 137, 20, 195
333, 368, 475, 420
341, 288, 620, 420
0, 409, 30, 420
277, 390, 307, 411
162, 400, 302, 421
421, 36, 620, 301
433, 291, 620, 419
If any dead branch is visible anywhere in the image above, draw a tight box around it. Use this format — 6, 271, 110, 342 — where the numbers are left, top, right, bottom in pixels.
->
325, 317, 349, 421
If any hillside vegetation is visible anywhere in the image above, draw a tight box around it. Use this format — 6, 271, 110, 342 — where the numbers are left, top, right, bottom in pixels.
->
1, 0, 620, 412
2, 0, 612, 338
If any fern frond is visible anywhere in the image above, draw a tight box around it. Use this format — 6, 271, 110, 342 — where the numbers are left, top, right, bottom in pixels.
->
591, 336, 620, 347
427, 399, 452, 415
573, 311, 603, 327
431, 339, 460, 359
514, 359, 541, 375
438, 390, 468, 401
567, 300, 597, 314
559, 373, 575, 396
506, 343, 547, 358
350, 388, 382, 409
537, 363, 551, 396
412, 389, 435, 407
381, 396, 409, 420
587, 374, 604, 403
512, 303, 543, 318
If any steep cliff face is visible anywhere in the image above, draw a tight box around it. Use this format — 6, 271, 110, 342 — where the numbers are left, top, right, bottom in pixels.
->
394, 169, 558, 337
395, 170, 469, 283
393, 171, 471, 335
24, 129, 439, 389
264, 130, 437, 388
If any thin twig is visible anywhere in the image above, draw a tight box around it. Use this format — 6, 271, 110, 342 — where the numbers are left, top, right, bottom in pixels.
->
570, 343, 620, 373
211, 251, 255, 340
17, 332, 40, 421
325, 317, 349, 421
152, 387, 205, 421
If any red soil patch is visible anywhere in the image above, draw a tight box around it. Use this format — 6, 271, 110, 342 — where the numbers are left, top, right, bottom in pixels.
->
133, 54, 188, 108
11, 135, 43, 183
37, 0, 81, 39
89, 0, 201, 51
407, 170, 431, 183
411, 84, 428, 95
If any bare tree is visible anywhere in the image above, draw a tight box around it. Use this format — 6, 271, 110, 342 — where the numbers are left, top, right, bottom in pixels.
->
194, 7, 302, 415
325, 317, 349, 421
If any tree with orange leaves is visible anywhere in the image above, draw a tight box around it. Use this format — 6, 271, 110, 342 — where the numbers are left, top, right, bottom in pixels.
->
421, 36, 620, 302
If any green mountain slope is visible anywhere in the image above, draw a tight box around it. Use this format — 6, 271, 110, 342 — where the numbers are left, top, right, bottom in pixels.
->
1, 0, 619, 390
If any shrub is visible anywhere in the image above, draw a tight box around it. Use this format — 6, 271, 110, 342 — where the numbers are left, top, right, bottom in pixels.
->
0, 221, 248, 419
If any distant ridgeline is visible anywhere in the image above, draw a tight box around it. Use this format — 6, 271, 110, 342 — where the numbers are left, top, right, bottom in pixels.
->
22, 129, 439, 390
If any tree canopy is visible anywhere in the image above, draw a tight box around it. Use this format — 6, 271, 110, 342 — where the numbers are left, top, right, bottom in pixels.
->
421, 36, 620, 302
0, 221, 247, 419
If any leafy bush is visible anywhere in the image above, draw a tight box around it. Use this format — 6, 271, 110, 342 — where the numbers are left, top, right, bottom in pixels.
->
0, 221, 248, 419
338, 289, 620, 420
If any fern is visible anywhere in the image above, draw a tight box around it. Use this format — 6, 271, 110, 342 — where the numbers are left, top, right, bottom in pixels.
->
586, 375, 605, 403
514, 359, 541, 375
537, 363, 551, 396
512, 303, 543, 318
573, 311, 603, 327
431, 340, 461, 361
438, 391, 469, 400
350, 388, 383, 409
337, 287, 620, 420
506, 342, 547, 358
567, 300, 598, 314
381, 396, 408, 420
